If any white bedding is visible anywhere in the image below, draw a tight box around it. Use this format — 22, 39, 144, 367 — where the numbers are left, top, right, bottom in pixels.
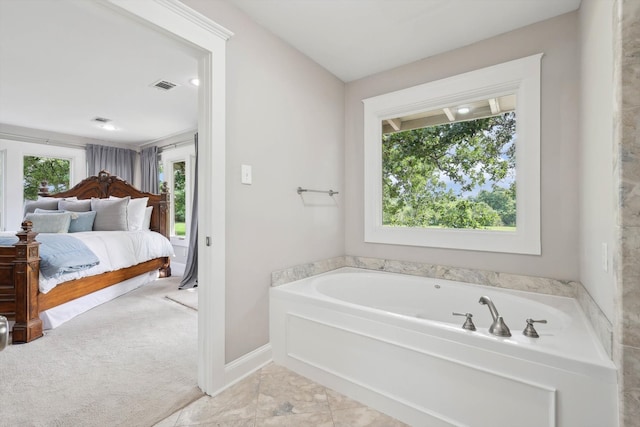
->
37, 230, 174, 294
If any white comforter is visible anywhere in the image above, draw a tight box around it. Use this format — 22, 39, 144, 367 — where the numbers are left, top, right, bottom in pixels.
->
36, 231, 174, 294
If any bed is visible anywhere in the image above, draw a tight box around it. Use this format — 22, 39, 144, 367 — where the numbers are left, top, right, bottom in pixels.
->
0, 171, 173, 343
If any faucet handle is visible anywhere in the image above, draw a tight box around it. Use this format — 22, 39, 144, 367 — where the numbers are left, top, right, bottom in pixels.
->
452, 312, 476, 331
523, 318, 547, 338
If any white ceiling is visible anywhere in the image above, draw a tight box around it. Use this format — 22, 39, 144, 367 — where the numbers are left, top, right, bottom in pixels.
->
225, 0, 582, 82
0, 0, 201, 146
0, 0, 581, 146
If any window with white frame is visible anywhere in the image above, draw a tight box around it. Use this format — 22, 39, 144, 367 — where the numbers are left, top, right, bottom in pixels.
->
363, 54, 542, 254
161, 146, 194, 244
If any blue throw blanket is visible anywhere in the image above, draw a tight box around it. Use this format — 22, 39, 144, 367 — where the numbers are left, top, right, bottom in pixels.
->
0, 234, 100, 280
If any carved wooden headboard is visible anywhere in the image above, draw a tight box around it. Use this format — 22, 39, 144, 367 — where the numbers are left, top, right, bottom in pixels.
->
38, 170, 169, 238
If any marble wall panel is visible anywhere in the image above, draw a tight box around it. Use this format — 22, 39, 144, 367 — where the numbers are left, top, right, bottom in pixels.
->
616, 0, 640, 424
273, 255, 579, 298
576, 284, 614, 358
271, 257, 345, 286
622, 345, 640, 426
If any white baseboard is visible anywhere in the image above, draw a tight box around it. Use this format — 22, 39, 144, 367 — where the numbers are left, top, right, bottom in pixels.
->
223, 343, 272, 388
170, 262, 186, 277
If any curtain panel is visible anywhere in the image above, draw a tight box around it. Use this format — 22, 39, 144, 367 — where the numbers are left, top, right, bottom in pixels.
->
179, 133, 198, 289
86, 144, 137, 183
140, 146, 159, 193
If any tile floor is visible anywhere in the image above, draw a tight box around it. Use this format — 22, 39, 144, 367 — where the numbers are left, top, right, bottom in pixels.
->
154, 363, 409, 427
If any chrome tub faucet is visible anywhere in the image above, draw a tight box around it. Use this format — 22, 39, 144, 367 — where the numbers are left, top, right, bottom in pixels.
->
478, 296, 511, 337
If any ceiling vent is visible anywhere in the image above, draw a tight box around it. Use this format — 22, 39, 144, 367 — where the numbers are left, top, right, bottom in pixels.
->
92, 117, 111, 123
151, 79, 178, 91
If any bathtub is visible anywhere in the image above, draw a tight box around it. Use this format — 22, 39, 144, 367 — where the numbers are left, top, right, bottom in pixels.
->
270, 267, 617, 427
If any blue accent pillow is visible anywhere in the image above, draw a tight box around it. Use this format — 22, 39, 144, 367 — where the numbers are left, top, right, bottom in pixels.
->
33, 209, 97, 232
68, 211, 97, 232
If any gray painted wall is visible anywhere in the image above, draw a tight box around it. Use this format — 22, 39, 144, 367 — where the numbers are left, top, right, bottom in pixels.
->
345, 12, 580, 281
183, 0, 346, 362
578, 0, 615, 323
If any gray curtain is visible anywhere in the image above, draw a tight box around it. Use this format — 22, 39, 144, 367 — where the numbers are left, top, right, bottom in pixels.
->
179, 133, 198, 289
140, 146, 159, 193
86, 144, 137, 183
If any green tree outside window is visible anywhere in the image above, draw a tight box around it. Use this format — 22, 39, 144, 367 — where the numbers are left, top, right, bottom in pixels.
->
23, 156, 70, 200
173, 161, 186, 236
382, 112, 516, 230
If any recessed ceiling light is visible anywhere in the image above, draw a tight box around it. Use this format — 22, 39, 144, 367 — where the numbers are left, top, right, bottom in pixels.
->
189, 78, 200, 87
102, 123, 116, 131
457, 107, 470, 114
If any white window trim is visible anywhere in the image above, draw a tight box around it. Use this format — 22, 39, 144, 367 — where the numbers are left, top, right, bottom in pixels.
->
363, 54, 542, 255
162, 146, 193, 245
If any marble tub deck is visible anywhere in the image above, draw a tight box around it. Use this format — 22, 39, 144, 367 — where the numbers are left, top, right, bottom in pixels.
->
154, 363, 408, 427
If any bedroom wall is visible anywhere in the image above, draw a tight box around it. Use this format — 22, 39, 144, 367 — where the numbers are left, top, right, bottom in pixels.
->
182, 0, 345, 362
578, 0, 615, 324
0, 137, 86, 231
344, 12, 580, 282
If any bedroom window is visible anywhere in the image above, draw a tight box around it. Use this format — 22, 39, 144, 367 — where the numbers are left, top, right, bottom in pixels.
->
161, 145, 193, 244
23, 156, 70, 200
363, 54, 541, 254
172, 161, 186, 237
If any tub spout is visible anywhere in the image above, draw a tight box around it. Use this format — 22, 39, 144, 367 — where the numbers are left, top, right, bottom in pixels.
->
478, 296, 511, 337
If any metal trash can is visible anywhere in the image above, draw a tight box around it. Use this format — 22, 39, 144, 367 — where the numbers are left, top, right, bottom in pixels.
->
0, 315, 8, 351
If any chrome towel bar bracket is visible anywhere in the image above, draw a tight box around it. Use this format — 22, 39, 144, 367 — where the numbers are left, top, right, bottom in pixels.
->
297, 187, 339, 196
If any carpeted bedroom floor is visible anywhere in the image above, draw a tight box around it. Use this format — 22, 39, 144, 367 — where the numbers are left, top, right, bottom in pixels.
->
0, 275, 201, 427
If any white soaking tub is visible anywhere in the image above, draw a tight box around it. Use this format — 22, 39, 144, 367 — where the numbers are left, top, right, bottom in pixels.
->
270, 267, 617, 427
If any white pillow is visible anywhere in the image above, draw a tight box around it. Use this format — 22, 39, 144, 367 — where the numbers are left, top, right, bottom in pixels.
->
142, 206, 153, 230
109, 196, 149, 231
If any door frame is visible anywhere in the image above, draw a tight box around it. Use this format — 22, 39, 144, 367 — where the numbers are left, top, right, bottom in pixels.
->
105, 0, 231, 394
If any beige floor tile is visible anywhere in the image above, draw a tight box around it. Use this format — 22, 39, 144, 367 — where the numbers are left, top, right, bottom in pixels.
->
325, 388, 366, 411
256, 383, 329, 417
331, 406, 410, 427
157, 364, 408, 427
194, 419, 257, 427
175, 372, 260, 425
255, 411, 334, 427
256, 368, 329, 417
153, 410, 180, 427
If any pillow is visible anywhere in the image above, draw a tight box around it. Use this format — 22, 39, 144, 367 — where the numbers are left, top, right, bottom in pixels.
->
33, 208, 64, 214
34, 208, 97, 233
68, 211, 97, 233
59, 199, 91, 212
24, 212, 71, 233
91, 197, 129, 231
23, 197, 59, 216
109, 196, 149, 231
142, 206, 153, 230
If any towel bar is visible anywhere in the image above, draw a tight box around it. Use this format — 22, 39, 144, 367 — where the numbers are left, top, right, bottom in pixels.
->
297, 187, 339, 196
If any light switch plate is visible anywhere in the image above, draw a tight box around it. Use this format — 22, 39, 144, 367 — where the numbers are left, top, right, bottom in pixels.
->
241, 164, 252, 185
